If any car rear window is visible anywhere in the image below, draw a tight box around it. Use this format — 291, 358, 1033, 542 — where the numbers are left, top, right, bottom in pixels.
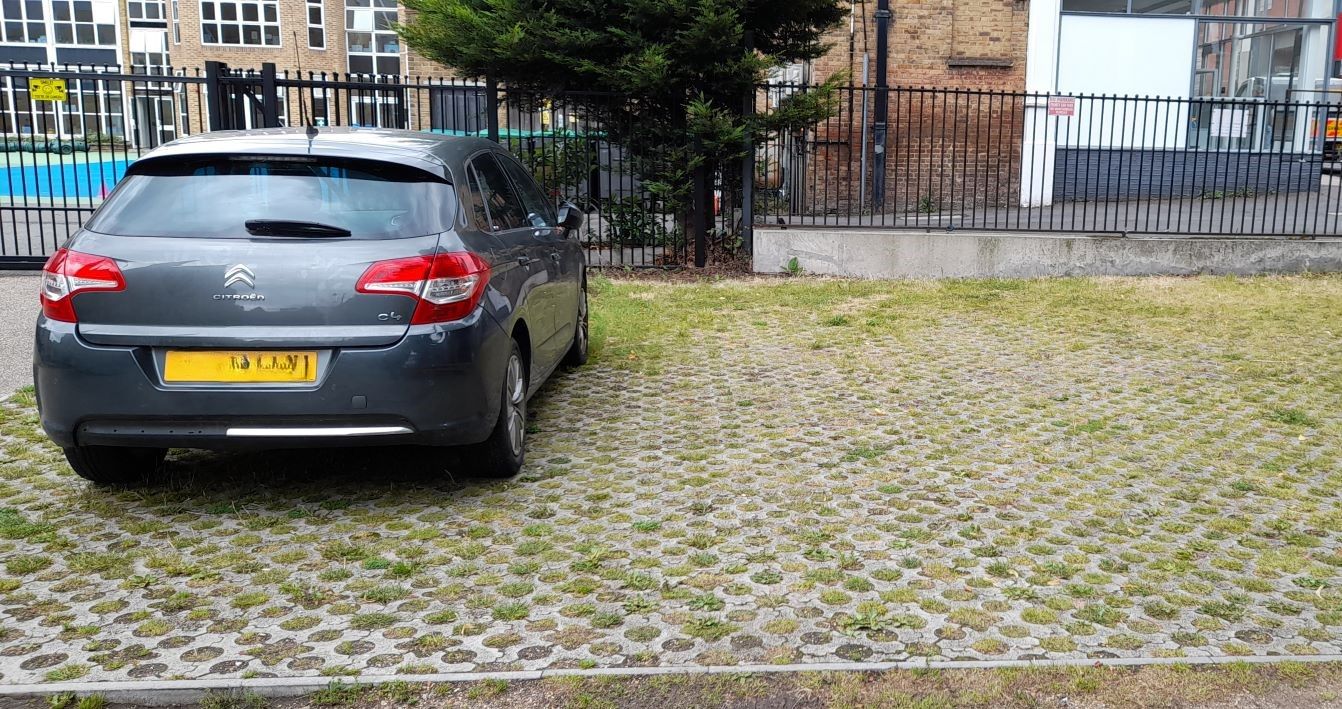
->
85, 155, 456, 239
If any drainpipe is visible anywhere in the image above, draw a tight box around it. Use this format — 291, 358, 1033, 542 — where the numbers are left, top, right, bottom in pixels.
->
872, 0, 891, 212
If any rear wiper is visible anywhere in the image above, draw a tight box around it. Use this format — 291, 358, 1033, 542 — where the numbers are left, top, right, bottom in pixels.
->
244, 219, 352, 237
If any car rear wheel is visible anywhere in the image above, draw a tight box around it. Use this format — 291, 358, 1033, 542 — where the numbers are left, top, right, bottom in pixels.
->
562, 282, 589, 367
456, 340, 527, 479
63, 446, 166, 485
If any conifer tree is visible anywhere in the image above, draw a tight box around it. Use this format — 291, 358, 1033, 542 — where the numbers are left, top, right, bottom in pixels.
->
401, 0, 847, 247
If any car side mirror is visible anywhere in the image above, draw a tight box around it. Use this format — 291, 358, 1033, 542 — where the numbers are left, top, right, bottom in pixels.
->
557, 201, 584, 233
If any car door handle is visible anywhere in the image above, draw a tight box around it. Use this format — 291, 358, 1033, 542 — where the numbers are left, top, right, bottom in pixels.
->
549, 253, 561, 263
518, 256, 535, 266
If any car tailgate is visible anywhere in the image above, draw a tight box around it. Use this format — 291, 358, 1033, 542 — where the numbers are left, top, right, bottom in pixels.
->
68, 231, 442, 349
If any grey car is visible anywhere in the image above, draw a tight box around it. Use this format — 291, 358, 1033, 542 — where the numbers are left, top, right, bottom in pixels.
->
33, 128, 589, 484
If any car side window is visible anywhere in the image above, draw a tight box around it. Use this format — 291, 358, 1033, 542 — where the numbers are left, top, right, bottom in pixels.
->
470, 154, 527, 232
499, 155, 556, 228
462, 163, 491, 231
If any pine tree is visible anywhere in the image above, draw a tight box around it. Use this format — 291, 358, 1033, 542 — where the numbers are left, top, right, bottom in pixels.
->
400, 0, 847, 253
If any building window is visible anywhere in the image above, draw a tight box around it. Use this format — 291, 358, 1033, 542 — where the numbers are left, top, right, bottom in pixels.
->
345, 0, 400, 75
171, 0, 180, 42
200, 0, 280, 46
307, 0, 324, 49
130, 31, 170, 75
130, 50, 169, 71
310, 87, 328, 125
1061, 0, 1329, 16
128, 0, 166, 22
52, 0, 118, 46
1, 0, 48, 44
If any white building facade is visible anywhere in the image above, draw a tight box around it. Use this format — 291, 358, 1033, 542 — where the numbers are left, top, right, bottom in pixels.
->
1022, 0, 1339, 206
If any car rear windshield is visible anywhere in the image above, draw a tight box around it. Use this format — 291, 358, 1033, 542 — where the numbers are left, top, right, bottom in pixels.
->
85, 155, 456, 239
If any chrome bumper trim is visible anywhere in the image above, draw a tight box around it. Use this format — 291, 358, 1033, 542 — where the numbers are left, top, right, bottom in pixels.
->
224, 426, 414, 438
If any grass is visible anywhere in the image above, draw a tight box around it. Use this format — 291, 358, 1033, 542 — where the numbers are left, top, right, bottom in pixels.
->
79, 662, 1333, 708
1, 274, 1342, 683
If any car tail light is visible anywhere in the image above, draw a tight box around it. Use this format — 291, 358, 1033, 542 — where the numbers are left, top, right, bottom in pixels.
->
40, 248, 126, 323
356, 252, 490, 324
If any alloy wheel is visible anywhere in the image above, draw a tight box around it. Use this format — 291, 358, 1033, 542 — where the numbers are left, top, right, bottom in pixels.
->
576, 289, 589, 357
505, 353, 525, 457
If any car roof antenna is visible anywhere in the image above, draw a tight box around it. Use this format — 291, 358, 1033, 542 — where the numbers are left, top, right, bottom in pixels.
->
293, 31, 317, 148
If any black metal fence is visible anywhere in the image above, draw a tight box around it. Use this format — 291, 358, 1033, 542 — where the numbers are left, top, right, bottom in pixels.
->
0, 65, 207, 265
759, 84, 1340, 236
2, 64, 1337, 269
0, 62, 720, 267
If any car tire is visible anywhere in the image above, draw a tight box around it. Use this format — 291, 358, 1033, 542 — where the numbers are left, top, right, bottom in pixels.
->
457, 340, 527, 479
63, 446, 166, 485
561, 282, 589, 367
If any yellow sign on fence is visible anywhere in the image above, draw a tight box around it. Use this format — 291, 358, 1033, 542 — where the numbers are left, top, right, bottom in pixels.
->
28, 78, 67, 102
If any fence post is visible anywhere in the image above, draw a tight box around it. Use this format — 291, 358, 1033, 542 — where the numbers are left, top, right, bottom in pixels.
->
485, 77, 500, 143
586, 138, 602, 206
692, 149, 708, 268
741, 33, 755, 256
259, 62, 280, 128
872, 1, 891, 211
741, 85, 755, 255
204, 60, 227, 132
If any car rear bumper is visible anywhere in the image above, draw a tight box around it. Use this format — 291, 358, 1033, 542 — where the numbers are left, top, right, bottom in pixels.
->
34, 312, 510, 450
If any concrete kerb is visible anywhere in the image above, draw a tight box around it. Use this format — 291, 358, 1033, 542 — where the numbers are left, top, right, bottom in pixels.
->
752, 228, 1342, 279
6, 654, 1342, 705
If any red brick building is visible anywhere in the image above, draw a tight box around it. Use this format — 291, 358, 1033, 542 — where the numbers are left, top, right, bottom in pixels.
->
810, 0, 1028, 90
774, 0, 1031, 218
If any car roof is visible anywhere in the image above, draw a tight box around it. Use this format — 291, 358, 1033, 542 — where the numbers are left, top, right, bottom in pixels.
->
137, 127, 501, 181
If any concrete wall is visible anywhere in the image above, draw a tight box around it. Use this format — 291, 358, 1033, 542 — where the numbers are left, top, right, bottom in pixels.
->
1054, 150, 1324, 201
753, 228, 1342, 279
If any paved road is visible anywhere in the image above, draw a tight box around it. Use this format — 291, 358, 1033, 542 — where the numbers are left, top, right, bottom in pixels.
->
0, 277, 1339, 683
0, 272, 37, 394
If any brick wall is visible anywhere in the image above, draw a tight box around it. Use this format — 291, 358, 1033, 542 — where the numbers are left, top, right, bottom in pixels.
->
810, 0, 1027, 90
159, 3, 457, 78
142, 1, 461, 132
167, 0, 345, 75
798, 0, 1029, 214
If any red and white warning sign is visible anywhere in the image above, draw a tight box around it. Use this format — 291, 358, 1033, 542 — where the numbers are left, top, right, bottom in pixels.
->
1047, 96, 1076, 117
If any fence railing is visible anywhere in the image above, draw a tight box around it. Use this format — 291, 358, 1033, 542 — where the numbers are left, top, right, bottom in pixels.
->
758, 84, 1340, 236
0, 62, 712, 267
0, 65, 208, 264
1, 64, 1337, 268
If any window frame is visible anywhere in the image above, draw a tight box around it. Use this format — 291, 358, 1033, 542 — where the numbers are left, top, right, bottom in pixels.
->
468, 152, 530, 234
306, 0, 324, 49
461, 161, 492, 232
497, 152, 557, 229
0, 0, 48, 45
198, 0, 281, 47
50, 0, 119, 48
128, 0, 167, 22
1060, 0, 1333, 19
345, 0, 401, 76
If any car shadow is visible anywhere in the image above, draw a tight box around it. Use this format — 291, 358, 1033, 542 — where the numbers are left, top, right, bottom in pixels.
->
127, 371, 577, 497
141, 445, 494, 496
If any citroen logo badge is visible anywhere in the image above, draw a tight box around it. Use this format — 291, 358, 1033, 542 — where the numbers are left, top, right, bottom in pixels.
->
224, 264, 255, 289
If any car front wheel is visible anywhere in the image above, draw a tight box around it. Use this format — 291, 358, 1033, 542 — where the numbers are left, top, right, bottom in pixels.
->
456, 340, 527, 479
64, 446, 166, 485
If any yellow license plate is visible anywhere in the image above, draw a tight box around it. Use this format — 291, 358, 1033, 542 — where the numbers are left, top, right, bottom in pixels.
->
163, 351, 318, 383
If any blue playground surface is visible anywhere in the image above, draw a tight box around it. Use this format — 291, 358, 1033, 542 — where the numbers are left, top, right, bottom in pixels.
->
0, 157, 133, 200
